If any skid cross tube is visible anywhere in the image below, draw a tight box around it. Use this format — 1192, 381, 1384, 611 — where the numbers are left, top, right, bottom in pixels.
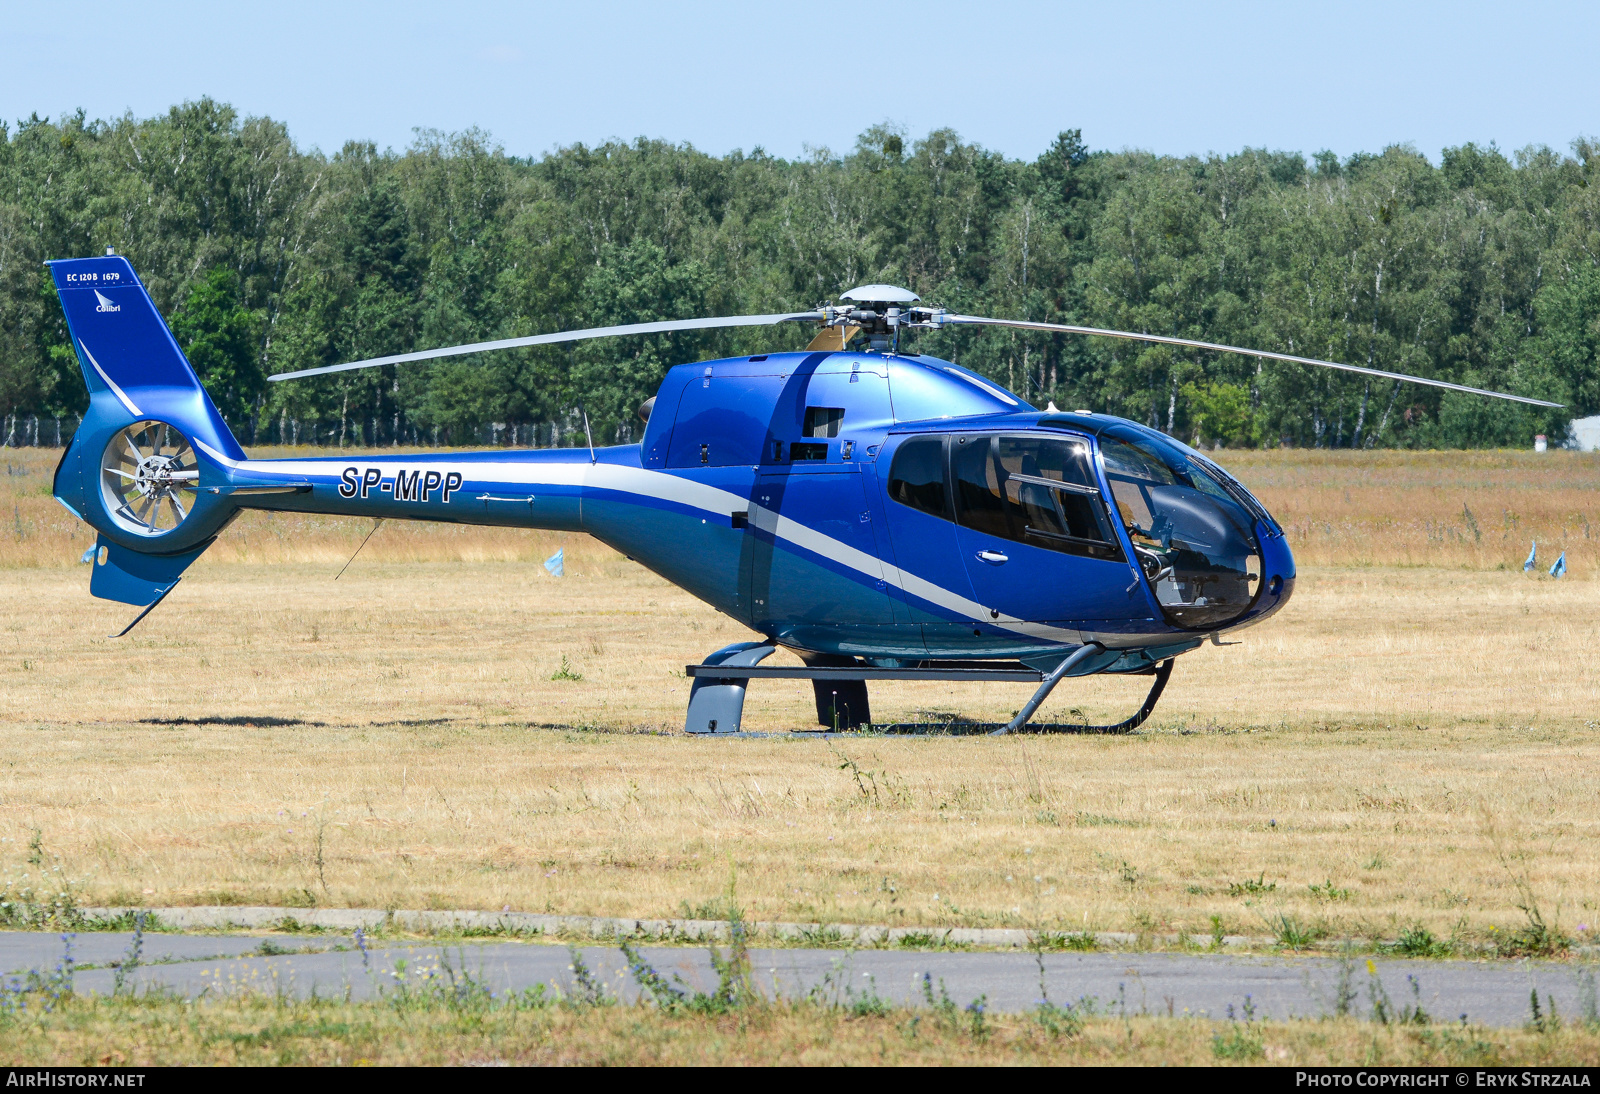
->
992, 643, 1105, 735
1003, 657, 1175, 735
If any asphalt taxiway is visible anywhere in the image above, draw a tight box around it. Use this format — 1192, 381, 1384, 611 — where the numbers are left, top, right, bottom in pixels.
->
2, 931, 1590, 1027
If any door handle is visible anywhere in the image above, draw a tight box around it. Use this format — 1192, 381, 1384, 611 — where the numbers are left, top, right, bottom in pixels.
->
975, 549, 1009, 565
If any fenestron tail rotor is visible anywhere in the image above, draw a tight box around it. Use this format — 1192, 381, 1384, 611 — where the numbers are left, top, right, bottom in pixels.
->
100, 421, 199, 536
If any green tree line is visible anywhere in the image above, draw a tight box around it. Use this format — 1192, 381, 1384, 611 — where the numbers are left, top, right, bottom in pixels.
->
2, 99, 1596, 448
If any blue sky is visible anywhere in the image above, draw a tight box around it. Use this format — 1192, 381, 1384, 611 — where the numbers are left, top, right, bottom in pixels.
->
3, 0, 1595, 163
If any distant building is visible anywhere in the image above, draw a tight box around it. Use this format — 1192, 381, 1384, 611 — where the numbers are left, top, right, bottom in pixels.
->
1571, 416, 1600, 452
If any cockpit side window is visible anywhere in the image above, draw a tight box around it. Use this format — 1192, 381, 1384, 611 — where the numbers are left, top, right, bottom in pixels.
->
886, 435, 950, 520
953, 434, 1124, 562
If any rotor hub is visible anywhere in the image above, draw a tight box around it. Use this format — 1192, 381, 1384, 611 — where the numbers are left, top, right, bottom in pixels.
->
100, 421, 199, 537
822, 285, 924, 351
133, 453, 182, 495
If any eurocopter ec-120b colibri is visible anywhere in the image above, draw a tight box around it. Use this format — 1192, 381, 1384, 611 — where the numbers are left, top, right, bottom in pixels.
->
47, 253, 1559, 735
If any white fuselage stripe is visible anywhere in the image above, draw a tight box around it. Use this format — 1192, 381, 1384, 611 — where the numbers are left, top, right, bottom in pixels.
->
199, 448, 1083, 643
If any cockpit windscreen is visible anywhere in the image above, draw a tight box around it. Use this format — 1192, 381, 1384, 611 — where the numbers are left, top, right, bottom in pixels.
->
1098, 431, 1262, 629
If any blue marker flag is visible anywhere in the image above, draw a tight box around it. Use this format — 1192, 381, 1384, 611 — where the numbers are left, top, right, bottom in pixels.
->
543, 548, 564, 577
1550, 551, 1567, 579
1523, 541, 1537, 572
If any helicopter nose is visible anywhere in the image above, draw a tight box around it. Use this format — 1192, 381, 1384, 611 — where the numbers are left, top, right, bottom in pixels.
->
1254, 524, 1297, 617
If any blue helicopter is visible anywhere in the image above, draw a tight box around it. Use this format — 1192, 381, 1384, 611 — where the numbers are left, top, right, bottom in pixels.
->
47, 254, 1558, 735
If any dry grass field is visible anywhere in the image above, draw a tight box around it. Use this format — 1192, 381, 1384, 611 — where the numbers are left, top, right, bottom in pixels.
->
3, 997, 1595, 1066
0, 445, 1597, 951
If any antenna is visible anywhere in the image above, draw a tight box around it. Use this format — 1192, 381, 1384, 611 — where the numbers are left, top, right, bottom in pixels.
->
582, 411, 595, 464
335, 518, 384, 580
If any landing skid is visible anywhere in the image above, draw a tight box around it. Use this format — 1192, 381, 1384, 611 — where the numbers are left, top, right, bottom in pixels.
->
682, 642, 1174, 736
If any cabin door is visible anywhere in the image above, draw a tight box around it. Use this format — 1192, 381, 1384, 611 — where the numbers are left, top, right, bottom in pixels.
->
746, 468, 895, 633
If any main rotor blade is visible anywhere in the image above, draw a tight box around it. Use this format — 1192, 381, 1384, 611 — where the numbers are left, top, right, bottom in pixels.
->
267, 312, 826, 382
934, 315, 1564, 409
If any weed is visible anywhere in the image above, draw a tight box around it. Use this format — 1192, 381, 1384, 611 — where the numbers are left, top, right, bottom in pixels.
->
1212, 994, 1264, 1059
1030, 931, 1082, 1038
1266, 913, 1322, 950
1032, 997, 1081, 1038
550, 655, 583, 682
831, 743, 876, 804
965, 994, 990, 1042
1227, 873, 1276, 897
619, 940, 688, 1010
1309, 879, 1351, 902
794, 924, 848, 947
804, 956, 855, 1007
566, 946, 611, 1008
1032, 931, 1097, 953
921, 974, 960, 1030
1415, 1021, 1499, 1063
312, 810, 330, 897
1332, 949, 1358, 1017
679, 897, 735, 922
0, 865, 86, 931
827, 743, 910, 808
110, 913, 145, 996
431, 949, 497, 1013
1075, 812, 1139, 828
1365, 961, 1429, 1027
1483, 808, 1568, 956
365, 946, 506, 1014
1529, 990, 1562, 1034
804, 956, 890, 1017
1392, 924, 1451, 958
626, 881, 754, 1016
1400, 975, 1432, 1026
1366, 960, 1392, 1024
1211, 1023, 1264, 1059
916, 973, 988, 1040
0, 934, 74, 1023
848, 975, 890, 1018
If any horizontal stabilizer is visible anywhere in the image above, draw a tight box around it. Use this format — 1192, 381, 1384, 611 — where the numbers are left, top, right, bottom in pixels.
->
89, 534, 208, 606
